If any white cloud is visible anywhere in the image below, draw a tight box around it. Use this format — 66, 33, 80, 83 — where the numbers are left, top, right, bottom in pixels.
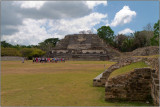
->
2, 19, 52, 45
1, 1, 108, 45
118, 28, 134, 34
2, 12, 107, 45
13, 1, 46, 9
2, 1, 93, 35
85, 1, 107, 9
110, 6, 136, 27
14, 1, 107, 10
48, 12, 107, 35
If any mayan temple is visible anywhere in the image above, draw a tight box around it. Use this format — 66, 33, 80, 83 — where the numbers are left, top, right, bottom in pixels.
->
49, 34, 120, 60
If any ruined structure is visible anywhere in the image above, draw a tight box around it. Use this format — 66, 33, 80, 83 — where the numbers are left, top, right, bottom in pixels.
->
93, 57, 159, 106
49, 34, 120, 60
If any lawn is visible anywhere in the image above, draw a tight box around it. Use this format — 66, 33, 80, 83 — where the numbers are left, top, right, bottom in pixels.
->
109, 61, 149, 79
1, 60, 151, 106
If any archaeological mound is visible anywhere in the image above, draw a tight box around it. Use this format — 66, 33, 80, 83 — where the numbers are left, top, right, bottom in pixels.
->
49, 34, 120, 60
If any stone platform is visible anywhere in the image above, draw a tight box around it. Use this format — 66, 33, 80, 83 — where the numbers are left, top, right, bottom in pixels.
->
49, 34, 120, 60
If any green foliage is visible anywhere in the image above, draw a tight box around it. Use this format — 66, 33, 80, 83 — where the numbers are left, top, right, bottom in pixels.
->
20, 48, 46, 59
151, 20, 159, 46
20, 48, 33, 58
97, 26, 114, 45
1, 47, 22, 56
38, 38, 59, 51
114, 30, 155, 52
31, 48, 46, 57
1, 41, 13, 48
133, 31, 147, 48
1, 47, 45, 59
115, 34, 127, 51
121, 37, 134, 52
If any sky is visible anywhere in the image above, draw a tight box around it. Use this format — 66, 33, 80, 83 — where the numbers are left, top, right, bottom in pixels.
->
1, 1, 159, 45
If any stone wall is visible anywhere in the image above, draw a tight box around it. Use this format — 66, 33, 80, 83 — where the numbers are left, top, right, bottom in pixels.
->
104, 58, 159, 105
145, 58, 159, 105
105, 68, 153, 102
151, 69, 159, 105
93, 56, 159, 105
93, 57, 144, 87
131, 46, 159, 56
1, 56, 23, 61
51, 53, 109, 61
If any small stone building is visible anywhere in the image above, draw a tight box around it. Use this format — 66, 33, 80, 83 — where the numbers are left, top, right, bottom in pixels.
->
49, 34, 120, 60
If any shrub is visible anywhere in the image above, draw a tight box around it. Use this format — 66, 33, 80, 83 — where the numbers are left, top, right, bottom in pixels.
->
1, 47, 22, 56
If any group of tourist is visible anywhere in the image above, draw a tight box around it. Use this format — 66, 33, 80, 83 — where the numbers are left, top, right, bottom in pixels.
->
33, 57, 65, 63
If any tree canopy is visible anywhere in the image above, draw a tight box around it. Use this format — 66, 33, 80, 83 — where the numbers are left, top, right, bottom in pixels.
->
97, 26, 114, 45
151, 20, 159, 46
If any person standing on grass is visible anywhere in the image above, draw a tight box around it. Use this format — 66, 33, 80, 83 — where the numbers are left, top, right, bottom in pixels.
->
52, 57, 54, 63
32, 57, 34, 63
36, 57, 38, 63
50, 57, 52, 63
39, 57, 41, 63
42, 57, 44, 63
22, 57, 24, 63
55, 58, 57, 63
47, 57, 48, 63
63, 58, 65, 62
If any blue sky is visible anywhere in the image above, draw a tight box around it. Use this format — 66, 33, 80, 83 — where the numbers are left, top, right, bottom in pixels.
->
1, 1, 159, 45
93, 1, 159, 35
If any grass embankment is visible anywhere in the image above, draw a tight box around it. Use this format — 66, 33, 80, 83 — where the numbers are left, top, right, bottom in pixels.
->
1, 61, 151, 106
109, 61, 149, 79
133, 54, 160, 58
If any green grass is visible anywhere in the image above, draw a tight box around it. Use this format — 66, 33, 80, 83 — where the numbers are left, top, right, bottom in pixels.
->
109, 61, 149, 79
1, 61, 152, 106
133, 54, 160, 58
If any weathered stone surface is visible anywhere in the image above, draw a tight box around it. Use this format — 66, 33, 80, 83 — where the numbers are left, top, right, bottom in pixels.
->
148, 58, 159, 106
131, 46, 159, 56
105, 68, 152, 102
93, 57, 145, 87
49, 34, 121, 60
94, 56, 159, 105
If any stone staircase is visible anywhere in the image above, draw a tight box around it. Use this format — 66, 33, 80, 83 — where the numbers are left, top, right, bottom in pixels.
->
93, 57, 144, 87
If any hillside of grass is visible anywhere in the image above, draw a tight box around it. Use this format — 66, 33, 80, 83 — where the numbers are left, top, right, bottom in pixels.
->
109, 61, 149, 79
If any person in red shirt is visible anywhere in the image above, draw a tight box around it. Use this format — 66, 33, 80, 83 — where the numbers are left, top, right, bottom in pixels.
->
36, 57, 38, 63
48, 58, 50, 62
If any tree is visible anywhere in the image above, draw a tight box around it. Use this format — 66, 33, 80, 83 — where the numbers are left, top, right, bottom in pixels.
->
121, 37, 134, 52
79, 30, 93, 34
143, 23, 154, 31
1, 41, 13, 48
1, 47, 22, 56
79, 30, 86, 34
38, 38, 59, 50
133, 31, 147, 49
97, 26, 114, 45
139, 30, 154, 46
38, 38, 59, 56
20, 48, 45, 59
20, 48, 33, 58
31, 48, 46, 57
151, 20, 159, 46
115, 34, 127, 51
